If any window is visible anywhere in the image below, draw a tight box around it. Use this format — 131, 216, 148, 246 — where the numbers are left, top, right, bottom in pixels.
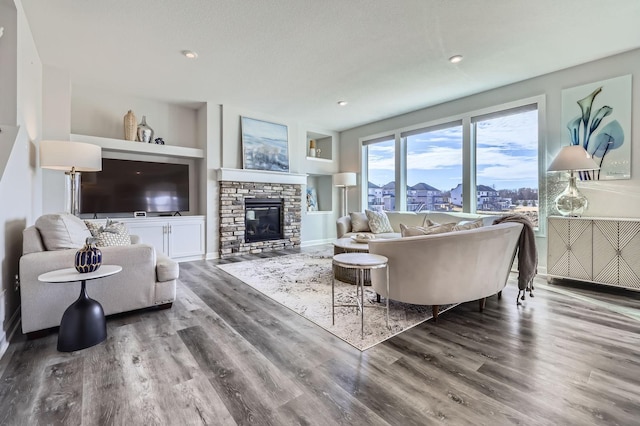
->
473, 105, 539, 226
361, 96, 543, 231
364, 137, 395, 211
404, 123, 462, 212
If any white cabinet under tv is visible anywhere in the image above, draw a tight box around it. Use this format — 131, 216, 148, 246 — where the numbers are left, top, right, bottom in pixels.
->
88, 216, 205, 261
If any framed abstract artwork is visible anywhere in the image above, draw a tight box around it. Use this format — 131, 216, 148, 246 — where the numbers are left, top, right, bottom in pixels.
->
561, 74, 632, 180
306, 187, 318, 211
241, 116, 289, 172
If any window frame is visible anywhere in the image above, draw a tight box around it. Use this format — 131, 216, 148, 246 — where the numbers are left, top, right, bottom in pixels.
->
359, 95, 547, 236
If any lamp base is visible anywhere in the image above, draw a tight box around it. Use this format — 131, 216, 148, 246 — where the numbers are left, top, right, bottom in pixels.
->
555, 176, 588, 217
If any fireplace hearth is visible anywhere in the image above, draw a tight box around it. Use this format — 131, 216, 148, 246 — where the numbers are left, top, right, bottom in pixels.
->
245, 198, 284, 243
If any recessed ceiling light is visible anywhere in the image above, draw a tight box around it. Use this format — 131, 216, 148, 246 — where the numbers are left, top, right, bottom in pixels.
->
449, 55, 463, 64
337, 100, 348, 106
182, 50, 198, 59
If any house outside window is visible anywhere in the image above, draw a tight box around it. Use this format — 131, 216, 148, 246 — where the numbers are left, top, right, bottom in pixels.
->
363, 137, 395, 211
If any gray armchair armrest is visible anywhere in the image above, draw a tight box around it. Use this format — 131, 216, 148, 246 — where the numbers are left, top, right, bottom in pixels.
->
336, 215, 352, 238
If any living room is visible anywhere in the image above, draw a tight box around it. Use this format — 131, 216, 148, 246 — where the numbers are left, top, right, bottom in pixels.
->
2, 1, 640, 424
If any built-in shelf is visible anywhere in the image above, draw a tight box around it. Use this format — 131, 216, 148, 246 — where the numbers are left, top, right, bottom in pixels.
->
70, 134, 205, 159
306, 210, 333, 215
307, 131, 332, 161
307, 174, 333, 212
305, 156, 332, 163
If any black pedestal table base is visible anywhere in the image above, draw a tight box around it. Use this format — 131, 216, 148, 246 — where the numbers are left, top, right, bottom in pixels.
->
57, 280, 107, 352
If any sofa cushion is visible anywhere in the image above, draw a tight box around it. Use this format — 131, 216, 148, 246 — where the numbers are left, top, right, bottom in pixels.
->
343, 232, 401, 240
85, 220, 131, 247
453, 219, 484, 231
349, 212, 370, 232
384, 211, 427, 232
35, 213, 92, 250
400, 222, 456, 237
365, 210, 394, 233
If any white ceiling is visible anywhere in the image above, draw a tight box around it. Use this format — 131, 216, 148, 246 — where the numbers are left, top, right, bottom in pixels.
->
20, 0, 640, 132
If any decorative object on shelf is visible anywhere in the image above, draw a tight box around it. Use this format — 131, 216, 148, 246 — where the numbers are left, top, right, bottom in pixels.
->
75, 237, 102, 273
309, 139, 316, 157
561, 74, 631, 180
154, 137, 165, 145
241, 116, 289, 172
123, 110, 137, 141
547, 145, 599, 217
333, 172, 357, 217
306, 187, 318, 211
137, 115, 154, 143
39, 140, 102, 216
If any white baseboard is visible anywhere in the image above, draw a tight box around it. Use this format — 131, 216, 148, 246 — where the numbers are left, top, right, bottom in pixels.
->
301, 238, 334, 247
205, 251, 219, 260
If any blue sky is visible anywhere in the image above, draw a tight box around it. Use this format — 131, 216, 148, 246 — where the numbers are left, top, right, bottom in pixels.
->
368, 110, 538, 192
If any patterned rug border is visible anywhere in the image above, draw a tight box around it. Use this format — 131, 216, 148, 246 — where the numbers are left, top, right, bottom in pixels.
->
217, 250, 455, 351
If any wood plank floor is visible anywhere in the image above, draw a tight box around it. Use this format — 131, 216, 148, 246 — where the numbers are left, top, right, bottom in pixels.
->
1, 246, 640, 425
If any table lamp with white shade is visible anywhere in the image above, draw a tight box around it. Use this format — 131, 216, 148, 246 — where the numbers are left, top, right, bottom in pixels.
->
40, 140, 102, 216
547, 145, 599, 217
333, 172, 357, 217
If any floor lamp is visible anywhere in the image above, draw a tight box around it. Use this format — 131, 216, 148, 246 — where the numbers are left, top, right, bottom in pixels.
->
40, 140, 102, 216
333, 172, 357, 217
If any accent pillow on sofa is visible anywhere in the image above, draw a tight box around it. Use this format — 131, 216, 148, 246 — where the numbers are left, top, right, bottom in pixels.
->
35, 213, 93, 250
453, 219, 484, 231
365, 209, 394, 233
85, 219, 131, 247
350, 212, 371, 232
422, 217, 436, 227
400, 222, 456, 237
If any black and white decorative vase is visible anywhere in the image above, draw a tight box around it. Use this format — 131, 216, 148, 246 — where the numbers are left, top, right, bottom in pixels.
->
136, 115, 154, 143
75, 238, 102, 273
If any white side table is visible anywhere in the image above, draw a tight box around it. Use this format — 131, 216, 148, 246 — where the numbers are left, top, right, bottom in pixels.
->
333, 238, 371, 285
38, 265, 122, 352
332, 253, 389, 338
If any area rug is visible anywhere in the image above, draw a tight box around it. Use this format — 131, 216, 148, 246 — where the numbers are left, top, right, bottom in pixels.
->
217, 249, 454, 351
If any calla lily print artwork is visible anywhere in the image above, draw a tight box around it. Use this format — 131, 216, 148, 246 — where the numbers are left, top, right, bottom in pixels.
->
561, 75, 632, 180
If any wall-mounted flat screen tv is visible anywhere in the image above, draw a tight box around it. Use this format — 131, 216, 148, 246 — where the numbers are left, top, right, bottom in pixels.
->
80, 158, 189, 214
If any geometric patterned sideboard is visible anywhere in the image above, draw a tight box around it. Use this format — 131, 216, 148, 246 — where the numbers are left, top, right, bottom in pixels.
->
548, 216, 640, 290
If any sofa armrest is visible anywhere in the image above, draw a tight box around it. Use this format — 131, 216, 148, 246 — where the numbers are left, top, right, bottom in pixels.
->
156, 253, 179, 282
336, 215, 352, 238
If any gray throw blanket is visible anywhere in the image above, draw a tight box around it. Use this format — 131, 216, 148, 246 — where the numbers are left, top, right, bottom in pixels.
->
493, 214, 538, 304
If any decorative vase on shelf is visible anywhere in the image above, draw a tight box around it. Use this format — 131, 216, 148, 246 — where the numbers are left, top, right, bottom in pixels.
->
75, 237, 102, 273
309, 147, 317, 157
123, 110, 137, 141
137, 115, 154, 143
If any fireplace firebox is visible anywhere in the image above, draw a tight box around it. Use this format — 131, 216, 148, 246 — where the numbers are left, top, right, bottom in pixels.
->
245, 198, 284, 243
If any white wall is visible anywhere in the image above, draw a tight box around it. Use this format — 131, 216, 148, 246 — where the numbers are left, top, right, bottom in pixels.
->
71, 85, 199, 148
0, 0, 42, 358
340, 48, 640, 271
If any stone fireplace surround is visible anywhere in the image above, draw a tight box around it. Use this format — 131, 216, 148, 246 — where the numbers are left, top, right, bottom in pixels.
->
218, 168, 305, 258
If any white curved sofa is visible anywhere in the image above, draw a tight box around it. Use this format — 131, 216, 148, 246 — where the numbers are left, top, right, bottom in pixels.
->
367, 222, 523, 320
